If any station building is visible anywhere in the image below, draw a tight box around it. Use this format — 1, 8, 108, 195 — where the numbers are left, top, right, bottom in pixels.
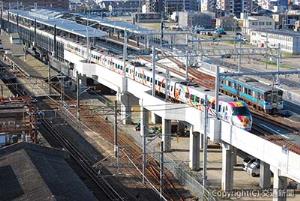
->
241, 15, 275, 35
249, 29, 300, 54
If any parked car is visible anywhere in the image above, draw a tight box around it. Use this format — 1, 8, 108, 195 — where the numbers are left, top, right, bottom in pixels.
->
243, 158, 260, 177
221, 54, 232, 59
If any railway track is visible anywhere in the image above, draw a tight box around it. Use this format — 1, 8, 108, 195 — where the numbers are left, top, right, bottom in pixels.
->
0, 64, 132, 201
77, 104, 188, 201
158, 56, 300, 153
40, 118, 126, 201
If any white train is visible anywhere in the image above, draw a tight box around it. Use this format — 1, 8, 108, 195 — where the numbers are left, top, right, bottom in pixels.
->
65, 41, 253, 130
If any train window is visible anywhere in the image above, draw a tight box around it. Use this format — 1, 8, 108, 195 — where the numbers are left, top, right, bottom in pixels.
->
221, 80, 224, 84
158, 81, 161, 86
147, 77, 150, 81
150, 78, 152, 82
125, 68, 129, 73
228, 81, 232, 87
218, 105, 221, 112
191, 95, 195, 102
167, 85, 170, 90
185, 92, 189, 98
195, 96, 199, 103
171, 86, 173, 91
248, 89, 252, 95
155, 80, 158, 84
200, 98, 204, 104
144, 75, 146, 79
162, 83, 165, 88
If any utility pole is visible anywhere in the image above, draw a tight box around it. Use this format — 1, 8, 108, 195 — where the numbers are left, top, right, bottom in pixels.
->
123, 29, 127, 76
165, 69, 169, 101
114, 100, 118, 158
160, 16, 164, 48
76, 71, 80, 120
160, 141, 164, 199
152, 46, 156, 96
238, 41, 241, 73
202, 95, 208, 187
215, 66, 220, 119
277, 43, 281, 84
48, 62, 51, 95
185, 50, 189, 81
141, 99, 147, 184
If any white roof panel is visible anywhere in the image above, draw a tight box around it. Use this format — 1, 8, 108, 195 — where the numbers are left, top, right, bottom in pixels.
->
9, 9, 107, 38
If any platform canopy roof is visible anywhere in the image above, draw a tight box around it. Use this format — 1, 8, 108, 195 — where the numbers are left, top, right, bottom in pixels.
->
80, 15, 156, 35
8, 9, 107, 38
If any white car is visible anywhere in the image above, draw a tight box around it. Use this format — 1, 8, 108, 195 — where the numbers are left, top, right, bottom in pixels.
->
243, 158, 260, 177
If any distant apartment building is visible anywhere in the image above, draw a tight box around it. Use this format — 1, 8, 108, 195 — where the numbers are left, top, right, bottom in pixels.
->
258, 0, 288, 11
273, 10, 300, 29
250, 29, 300, 54
217, 0, 252, 17
96, 0, 140, 13
201, 0, 216, 12
148, 0, 198, 13
0, 0, 69, 10
216, 16, 238, 30
241, 15, 275, 34
178, 11, 215, 28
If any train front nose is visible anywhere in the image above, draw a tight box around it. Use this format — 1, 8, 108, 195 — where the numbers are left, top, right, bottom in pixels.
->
233, 115, 252, 131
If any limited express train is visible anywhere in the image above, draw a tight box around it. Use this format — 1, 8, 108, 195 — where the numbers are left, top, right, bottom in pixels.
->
80, 47, 253, 130
220, 76, 283, 114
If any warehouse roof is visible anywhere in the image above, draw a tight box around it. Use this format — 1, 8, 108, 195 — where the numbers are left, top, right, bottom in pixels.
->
252, 29, 300, 37
0, 142, 97, 201
8, 9, 107, 38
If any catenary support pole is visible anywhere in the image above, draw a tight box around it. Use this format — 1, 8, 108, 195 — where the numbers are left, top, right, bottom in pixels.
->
215, 65, 220, 119
185, 50, 189, 81
203, 95, 208, 187
152, 46, 156, 96
160, 141, 164, 199
114, 100, 118, 158
76, 71, 80, 120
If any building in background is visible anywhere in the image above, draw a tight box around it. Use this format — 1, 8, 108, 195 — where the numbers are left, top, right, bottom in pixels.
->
258, 0, 288, 11
272, 10, 300, 29
0, 0, 69, 10
178, 11, 215, 28
250, 29, 300, 54
217, 0, 252, 17
216, 16, 238, 30
146, 0, 199, 13
96, 0, 140, 13
201, 0, 216, 12
241, 14, 275, 34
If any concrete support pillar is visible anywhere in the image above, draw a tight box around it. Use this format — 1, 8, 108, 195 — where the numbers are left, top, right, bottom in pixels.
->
140, 102, 149, 137
162, 119, 171, 152
221, 143, 234, 191
199, 133, 204, 149
273, 169, 287, 201
117, 93, 132, 124
259, 161, 271, 189
189, 126, 200, 170
177, 121, 185, 136
150, 112, 161, 124
232, 147, 237, 166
